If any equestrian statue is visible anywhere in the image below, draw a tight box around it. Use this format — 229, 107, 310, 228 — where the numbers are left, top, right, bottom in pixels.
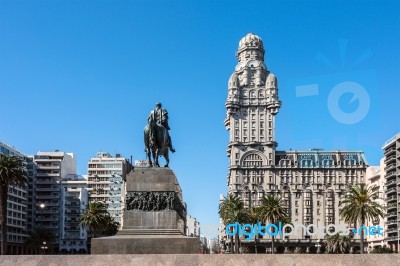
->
144, 102, 176, 167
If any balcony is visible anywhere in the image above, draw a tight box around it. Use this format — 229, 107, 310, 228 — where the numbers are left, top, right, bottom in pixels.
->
385, 147, 396, 155
35, 180, 56, 185
386, 236, 399, 241
387, 204, 398, 211
386, 180, 397, 187
385, 164, 396, 171
385, 155, 397, 164
386, 220, 397, 225
385, 187, 397, 194
386, 171, 397, 179
36, 194, 60, 199
36, 202, 60, 207
37, 165, 60, 170
36, 173, 60, 177
386, 229, 399, 234
387, 212, 397, 218
36, 187, 60, 192
36, 217, 59, 222
387, 196, 397, 202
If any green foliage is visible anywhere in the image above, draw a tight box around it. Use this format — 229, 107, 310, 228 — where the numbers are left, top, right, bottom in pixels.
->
325, 233, 351, 253
0, 154, 28, 187
370, 246, 394, 254
258, 194, 289, 254
79, 201, 119, 238
218, 194, 246, 225
218, 194, 246, 254
102, 215, 120, 236
0, 154, 28, 255
339, 184, 384, 254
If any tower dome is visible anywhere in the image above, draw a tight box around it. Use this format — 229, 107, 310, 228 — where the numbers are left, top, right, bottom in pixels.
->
237, 33, 264, 53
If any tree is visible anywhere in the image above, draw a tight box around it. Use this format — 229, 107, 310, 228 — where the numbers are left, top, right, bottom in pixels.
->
339, 184, 384, 254
24, 228, 56, 254
102, 214, 120, 236
0, 154, 27, 255
218, 194, 247, 254
325, 233, 351, 253
259, 194, 288, 254
79, 202, 109, 239
244, 207, 262, 253
370, 246, 393, 254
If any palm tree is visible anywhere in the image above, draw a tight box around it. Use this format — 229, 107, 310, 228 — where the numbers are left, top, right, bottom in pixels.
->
259, 194, 288, 254
0, 154, 27, 255
79, 201, 109, 247
339, 184, 384, 254
218, 194, 246, 254
325, 233, 351, 253
245, 207, 262, 253
102, 214, 120, 236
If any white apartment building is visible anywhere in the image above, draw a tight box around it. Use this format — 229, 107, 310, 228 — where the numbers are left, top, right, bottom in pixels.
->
87, 152, 130, 225
382, 132, 400, 252
0, 141, 29, 254
186, 215, 200, 237
60, 174, 88, 253
366, 160, 386, 251
32, 151, 76, 252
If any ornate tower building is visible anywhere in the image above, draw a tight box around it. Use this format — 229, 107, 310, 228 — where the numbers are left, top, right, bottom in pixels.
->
225, 33, 281, 208
224, 34, 369, 248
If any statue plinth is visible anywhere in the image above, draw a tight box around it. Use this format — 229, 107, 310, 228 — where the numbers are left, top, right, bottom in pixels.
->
91, 168, 200, 254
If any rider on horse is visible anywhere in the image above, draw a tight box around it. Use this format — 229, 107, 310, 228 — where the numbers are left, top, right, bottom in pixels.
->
148, 102, 176, 153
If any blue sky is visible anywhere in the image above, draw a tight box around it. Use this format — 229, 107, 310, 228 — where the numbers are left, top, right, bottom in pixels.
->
1, 0, 399, 236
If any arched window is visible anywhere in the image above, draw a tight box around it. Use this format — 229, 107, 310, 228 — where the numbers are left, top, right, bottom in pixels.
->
243, 153, 263, 167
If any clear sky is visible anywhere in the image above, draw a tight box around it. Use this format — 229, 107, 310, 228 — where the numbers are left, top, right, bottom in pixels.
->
1, 0, 399, 237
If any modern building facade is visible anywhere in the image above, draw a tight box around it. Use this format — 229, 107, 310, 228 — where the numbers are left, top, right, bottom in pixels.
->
87, 152, 131, 225
382, 132, 400, 252
224, 33, 368, 252
31, 151, 76, 252
0, 141, 29, 254
59, 174, 89, 253
365, 160, 386, 251
186, 215, 200, 237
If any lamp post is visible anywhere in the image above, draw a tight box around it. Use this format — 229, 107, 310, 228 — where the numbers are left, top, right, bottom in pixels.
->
41, 241, 48, 254
315, 240, 322, 254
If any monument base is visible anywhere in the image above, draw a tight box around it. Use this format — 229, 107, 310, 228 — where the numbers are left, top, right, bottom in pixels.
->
91, 168, 201, 254
91, 235, 200, 254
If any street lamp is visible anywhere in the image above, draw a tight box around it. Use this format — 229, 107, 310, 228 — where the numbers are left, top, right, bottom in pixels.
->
315, 240, 322, 254
41, 241, 48, 254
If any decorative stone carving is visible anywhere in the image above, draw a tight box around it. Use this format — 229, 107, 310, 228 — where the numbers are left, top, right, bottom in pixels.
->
125, 191, 186, 218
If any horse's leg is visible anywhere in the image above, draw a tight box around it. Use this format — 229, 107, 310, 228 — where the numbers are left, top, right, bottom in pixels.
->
144, 129, 153, 167
146, 148, 153, 167
153, 147, 159, 167
164, 151, 169, 168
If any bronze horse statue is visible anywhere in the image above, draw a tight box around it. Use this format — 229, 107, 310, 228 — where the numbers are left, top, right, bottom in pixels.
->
144, 116, 170, 167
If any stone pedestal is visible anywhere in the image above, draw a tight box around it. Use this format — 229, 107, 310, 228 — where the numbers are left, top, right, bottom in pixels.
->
91, 168, 200, 254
